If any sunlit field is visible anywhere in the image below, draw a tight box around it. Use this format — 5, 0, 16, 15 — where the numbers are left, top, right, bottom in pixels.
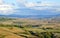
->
0, 17, 59, 38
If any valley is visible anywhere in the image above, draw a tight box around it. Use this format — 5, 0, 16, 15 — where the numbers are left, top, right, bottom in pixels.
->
0, 17, 60, 38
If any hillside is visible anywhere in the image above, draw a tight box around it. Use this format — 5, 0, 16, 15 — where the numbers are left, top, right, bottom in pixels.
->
0, 17, 59, 38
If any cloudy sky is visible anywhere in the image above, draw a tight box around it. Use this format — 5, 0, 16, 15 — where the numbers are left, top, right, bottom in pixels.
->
0, 0, 60, 15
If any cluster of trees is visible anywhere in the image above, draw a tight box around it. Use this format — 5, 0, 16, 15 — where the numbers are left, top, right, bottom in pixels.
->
28, 31, 54, 38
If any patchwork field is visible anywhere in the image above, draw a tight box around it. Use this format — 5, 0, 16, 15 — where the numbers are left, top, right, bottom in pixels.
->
0, 17, 60, 38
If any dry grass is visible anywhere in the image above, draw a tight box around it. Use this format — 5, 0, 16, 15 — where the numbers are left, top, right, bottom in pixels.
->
0, 27, 25, 38
0, 18, 60, 38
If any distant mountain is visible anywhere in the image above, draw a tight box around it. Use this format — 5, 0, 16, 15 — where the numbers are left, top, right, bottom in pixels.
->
8, 15, 56, 18
0, 8, 60, 19
0, 14, 60, 19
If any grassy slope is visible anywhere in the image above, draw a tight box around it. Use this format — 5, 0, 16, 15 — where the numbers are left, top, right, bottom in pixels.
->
0, 17, 60, 38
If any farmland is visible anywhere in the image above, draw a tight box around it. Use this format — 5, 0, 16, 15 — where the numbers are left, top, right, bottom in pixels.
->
0, 17, 60, 38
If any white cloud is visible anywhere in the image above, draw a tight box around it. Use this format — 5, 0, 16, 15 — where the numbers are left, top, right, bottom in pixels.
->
0, 4, 13, 11
0, 0, 15, 15
0, 4, 13, 15
0, 4, 15, 15
24, 2, 36, 7
0, 0, 59, 15
0, 0, 3, 4
8, 0, 60, 13
16, 0, 26, 4
24, 1, 60, 12
24, 2, 51, 8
